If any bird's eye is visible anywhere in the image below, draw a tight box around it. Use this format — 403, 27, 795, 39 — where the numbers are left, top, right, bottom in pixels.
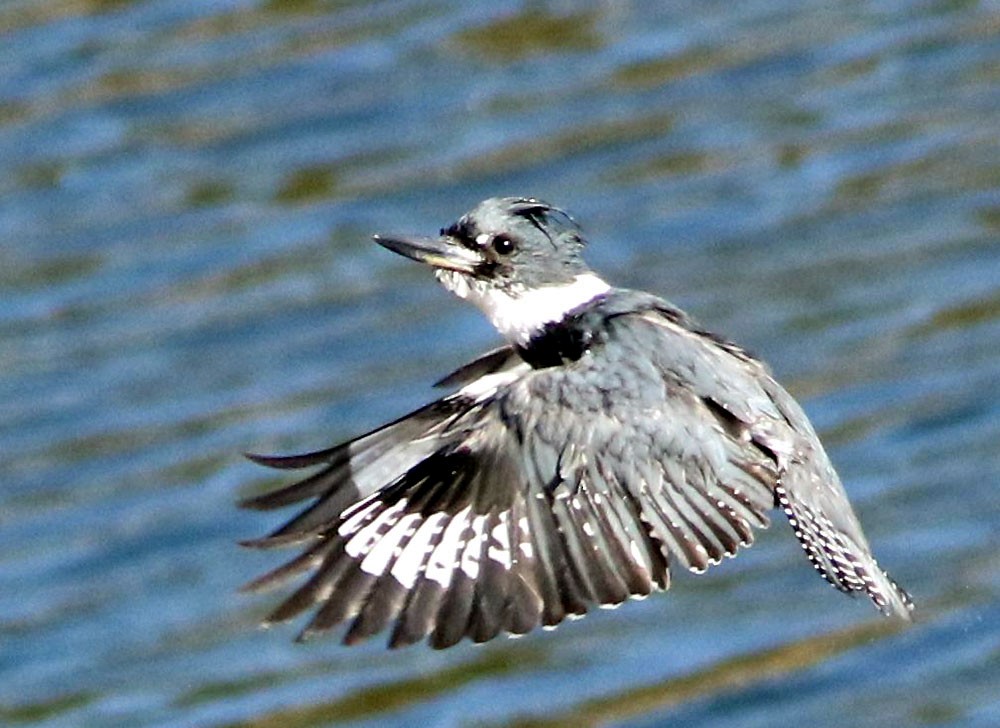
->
491, 234, 516, 256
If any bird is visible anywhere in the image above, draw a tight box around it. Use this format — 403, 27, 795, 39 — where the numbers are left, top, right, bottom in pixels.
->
240, 196, 913, 650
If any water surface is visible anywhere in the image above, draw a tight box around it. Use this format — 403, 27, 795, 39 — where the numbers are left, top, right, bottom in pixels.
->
2, 1, 998, 726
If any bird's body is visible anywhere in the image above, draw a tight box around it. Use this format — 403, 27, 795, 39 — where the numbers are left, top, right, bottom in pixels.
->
242, 197, 912, 649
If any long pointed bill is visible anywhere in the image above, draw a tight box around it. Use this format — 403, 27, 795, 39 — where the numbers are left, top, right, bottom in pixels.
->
373, 234, 482, 274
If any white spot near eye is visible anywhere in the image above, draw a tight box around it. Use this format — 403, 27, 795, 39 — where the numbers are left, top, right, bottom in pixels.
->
476, 233, 491, 245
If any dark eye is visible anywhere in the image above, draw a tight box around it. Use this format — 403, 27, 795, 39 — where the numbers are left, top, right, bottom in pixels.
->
492, 234, 516, 255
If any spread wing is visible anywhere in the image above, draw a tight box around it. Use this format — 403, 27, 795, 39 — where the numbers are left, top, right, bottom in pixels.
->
631, 308, 912, 617
241, 310, 909, 649
240, 337, 779, 649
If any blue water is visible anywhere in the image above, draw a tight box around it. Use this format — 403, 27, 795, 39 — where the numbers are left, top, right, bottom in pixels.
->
2, 1, 998, 726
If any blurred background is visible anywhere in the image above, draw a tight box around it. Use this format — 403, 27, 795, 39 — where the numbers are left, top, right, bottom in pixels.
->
2, 1, 998, 726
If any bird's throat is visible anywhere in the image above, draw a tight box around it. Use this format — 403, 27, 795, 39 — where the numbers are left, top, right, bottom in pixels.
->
437, 270, 611, 347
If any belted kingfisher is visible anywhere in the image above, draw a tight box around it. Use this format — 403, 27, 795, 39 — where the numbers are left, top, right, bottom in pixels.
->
242, 197, 913, 649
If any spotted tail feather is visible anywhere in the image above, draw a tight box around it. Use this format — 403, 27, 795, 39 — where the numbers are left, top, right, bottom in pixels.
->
775, 482, 913, 619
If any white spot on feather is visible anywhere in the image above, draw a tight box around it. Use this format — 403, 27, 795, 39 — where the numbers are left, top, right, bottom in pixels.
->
629, 540, 645, 565
455, 366, 527, 403
426, 506, 472, 588
487, 512, 512, 569
360, 513, 421, 577
345, 499, 408, 558
391, 512, 448, 589
337, 494, 384, 537
460, 514, 488, 579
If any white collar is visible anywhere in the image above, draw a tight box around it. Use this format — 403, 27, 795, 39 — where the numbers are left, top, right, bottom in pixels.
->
438, 271, 611, 345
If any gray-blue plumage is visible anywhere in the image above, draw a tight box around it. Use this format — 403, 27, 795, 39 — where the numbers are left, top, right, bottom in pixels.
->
241, 197, 913, 649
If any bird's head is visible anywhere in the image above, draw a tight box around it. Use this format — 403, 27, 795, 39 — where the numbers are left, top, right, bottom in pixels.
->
374, 197, 610, 345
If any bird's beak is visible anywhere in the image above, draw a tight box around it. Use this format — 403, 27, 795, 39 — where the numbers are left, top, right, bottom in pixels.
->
373, 234, 482, 274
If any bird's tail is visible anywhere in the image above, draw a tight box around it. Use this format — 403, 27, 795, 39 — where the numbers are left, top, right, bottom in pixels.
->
775, 479, 914, 620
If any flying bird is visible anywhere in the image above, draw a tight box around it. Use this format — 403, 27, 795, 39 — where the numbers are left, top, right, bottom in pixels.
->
241, 197, 913, 649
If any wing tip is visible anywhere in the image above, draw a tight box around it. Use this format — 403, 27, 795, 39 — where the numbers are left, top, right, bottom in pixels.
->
237, 491, 281, 511
239, 531, 320, 549
244, 451, 325, 470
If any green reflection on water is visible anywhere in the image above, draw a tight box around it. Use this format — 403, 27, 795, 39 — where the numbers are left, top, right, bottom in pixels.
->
276, 166, 341, 205
0, 691, 96, 725
501, 619, 910, 728
452, 9, 603, 62
209, 643, 547, 727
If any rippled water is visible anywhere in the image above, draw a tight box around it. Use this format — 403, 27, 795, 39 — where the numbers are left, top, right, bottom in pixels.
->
3, 1, 999, 726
